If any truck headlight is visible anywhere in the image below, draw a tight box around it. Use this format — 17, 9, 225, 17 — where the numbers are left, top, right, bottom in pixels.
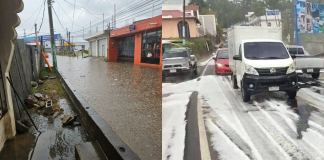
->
245, 65, 259, 75
286, 64, 296, 74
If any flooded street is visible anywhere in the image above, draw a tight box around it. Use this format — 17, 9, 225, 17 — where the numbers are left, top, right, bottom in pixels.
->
57, 56, 162, 160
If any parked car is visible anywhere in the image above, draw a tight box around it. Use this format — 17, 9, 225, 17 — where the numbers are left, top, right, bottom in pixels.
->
286, 45, 324, 79
213, 48, 232, 75
162, 48, 198, 78
228, 26, 298, 102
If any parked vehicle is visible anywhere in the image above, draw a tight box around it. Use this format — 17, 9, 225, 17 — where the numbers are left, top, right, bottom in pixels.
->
228, 26, 298, 102
213, 48, 232, 75
286, 45, 324, 79
162, 48, 198, 78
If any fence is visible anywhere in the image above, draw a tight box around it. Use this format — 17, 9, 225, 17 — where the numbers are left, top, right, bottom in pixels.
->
8, 40, 41, 120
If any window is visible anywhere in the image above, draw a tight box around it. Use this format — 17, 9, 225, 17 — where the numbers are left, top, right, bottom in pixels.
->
0, 64, 7, 119
141, 30, 161, 64
177, 21, 190, 38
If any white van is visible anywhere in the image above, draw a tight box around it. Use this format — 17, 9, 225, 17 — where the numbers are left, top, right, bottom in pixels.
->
231, 39, 298, 102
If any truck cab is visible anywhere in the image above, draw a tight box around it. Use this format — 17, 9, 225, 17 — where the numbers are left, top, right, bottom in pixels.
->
231, 39, 298, 102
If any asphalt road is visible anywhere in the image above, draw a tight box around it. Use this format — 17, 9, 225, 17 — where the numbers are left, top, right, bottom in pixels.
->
171, 58, 324, 159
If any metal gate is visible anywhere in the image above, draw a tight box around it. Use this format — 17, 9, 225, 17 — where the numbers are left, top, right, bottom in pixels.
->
118, 36, 135, 58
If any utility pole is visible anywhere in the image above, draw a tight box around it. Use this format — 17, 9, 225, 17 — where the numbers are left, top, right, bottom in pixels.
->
24, 29, 26, 38
47, 0, 57, 69
182, 0, 186, 45
90, 21, 92, 34
83, 27, 85, 39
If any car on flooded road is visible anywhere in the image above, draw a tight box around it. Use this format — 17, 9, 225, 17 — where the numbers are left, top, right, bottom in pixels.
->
213, 48, 232, 75
162, 48, 198, 79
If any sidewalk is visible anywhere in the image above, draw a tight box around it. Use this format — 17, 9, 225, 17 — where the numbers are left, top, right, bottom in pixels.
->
57, 56, 161, 160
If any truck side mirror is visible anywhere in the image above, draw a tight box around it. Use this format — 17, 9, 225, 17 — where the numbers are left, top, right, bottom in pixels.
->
233, 55, 242, 61
290, 54, 296, 59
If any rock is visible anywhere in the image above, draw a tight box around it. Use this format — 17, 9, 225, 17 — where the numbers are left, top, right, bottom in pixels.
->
37, 79, 44, 85
61, 114, 77, 126
38, 101, 46, 108
31, 81, 38, 87
34, 93, 43, 100
25, 95, 38, 108
33, 103, 41, 109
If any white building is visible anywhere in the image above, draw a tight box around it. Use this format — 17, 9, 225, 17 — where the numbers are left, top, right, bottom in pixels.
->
199, 15, 217, 36
85, 30, 108, 57
245, 10, 282, 28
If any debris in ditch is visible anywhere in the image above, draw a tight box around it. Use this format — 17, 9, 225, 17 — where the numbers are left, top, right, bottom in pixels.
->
72, 121, 81, 126
43, 107, 54, 116
49, 76, 57, 79
37, 79, 44, 85
61, 114, 77, 126
34, 93, 44, 100
38, 101, 46, 108
31, 81, 38, 87
25, 95, 38, 108
41, 75, 49, 80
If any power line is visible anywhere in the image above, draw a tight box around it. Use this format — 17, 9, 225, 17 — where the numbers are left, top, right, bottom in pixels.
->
38, 0, 47, 32
70, 0, 160, 34
71, 0, 76, 31
52, 6, 65, 32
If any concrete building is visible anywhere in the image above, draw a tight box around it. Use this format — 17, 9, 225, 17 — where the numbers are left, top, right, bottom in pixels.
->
0, 0, 23, 151
245, 10, 282, 28
85, 30, 109, 58
108, 16, 162, 67
162, 10, 200, 39
199, 15, 217, 36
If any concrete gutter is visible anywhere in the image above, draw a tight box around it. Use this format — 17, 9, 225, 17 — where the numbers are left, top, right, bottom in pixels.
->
57, 71, 140, 160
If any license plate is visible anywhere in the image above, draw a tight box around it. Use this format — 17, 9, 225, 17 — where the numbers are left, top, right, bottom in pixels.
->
170, 69, 177, 73
269, 86, 279, 91
307, 69, 314, 73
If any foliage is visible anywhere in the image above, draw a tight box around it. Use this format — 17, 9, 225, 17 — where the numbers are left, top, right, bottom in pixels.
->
184, 37, 214, 58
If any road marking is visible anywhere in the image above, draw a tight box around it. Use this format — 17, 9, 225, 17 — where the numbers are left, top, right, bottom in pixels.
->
197, 96, 211, 160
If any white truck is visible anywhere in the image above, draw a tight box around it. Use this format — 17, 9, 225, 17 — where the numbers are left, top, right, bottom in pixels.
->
286, 45, 324, 79
228, 26, 298, 102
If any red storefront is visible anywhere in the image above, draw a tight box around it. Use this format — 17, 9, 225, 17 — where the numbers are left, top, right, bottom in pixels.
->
108, 15, 162, 67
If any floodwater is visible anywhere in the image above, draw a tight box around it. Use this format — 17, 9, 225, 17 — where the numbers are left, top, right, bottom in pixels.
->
57, 56, 162, 160
0, 98, 90, 160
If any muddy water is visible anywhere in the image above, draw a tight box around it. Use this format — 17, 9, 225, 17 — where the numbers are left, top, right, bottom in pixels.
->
57, 56, 162, 160
0, 98, 90, 160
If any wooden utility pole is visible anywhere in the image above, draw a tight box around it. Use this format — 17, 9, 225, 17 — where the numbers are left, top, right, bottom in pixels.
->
103, 13, 105, 31
47, 0, 57, 69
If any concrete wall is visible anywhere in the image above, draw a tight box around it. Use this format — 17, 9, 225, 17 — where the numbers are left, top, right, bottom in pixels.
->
162, 19, 199, 39
0, 0, 23, 151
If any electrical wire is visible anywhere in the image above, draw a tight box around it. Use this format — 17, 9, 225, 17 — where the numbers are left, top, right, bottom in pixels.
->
52, 6, 66, 32
38, 0, 47, 33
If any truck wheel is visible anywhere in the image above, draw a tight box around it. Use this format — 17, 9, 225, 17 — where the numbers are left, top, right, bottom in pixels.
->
312, 72, 320, 79
194, 66, 198, 76
232, 75, 238, 89
287, 91, 297, 99
241, 82, 251, 102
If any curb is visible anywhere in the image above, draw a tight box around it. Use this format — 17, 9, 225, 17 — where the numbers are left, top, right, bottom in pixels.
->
57, 71, 140, 160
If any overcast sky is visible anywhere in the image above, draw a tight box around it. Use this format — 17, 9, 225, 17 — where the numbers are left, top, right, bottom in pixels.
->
17, 0, 162, 41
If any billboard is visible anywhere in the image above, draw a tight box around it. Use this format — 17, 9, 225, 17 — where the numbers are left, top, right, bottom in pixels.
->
296, 0, 324, 33
23, 34, 62, 43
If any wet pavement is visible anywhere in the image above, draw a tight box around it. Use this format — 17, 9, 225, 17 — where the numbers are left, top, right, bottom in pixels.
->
57, 56, 162, 160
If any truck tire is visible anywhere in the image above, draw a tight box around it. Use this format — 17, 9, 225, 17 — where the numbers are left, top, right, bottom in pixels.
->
232, 75, 238, 89
312, 72, 320, 79
287, 91, 297, 99
241, 82, 251, 102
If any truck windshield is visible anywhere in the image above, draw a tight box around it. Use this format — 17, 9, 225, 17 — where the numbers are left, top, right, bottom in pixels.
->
163, 50, 188, 59
244, 42, 290, 60
217, 50, 229, 59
